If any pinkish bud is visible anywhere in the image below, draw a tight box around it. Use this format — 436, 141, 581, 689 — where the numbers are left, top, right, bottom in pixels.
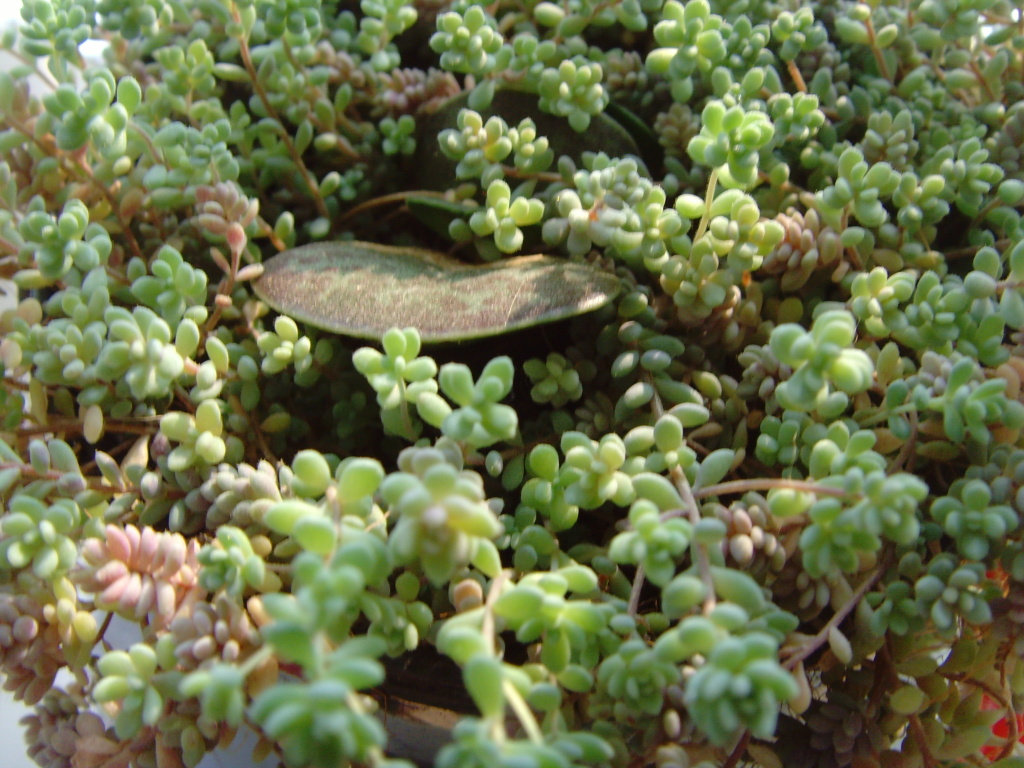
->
226, 222, 247, 255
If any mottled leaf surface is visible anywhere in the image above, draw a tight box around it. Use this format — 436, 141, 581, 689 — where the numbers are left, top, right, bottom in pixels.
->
253, 242, 621, 342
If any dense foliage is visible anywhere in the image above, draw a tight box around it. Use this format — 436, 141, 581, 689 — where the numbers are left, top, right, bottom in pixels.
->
2, 0, 1024, 767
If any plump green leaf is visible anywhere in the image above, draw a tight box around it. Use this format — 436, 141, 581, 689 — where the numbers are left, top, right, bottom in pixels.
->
463, 656, 505, 718
889, 684, 926, 715
412, 90, 642, 190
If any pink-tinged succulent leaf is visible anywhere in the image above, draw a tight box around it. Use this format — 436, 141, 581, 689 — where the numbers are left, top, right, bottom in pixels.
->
156, 582, 178, 620
120, 573, 143, 609
155, 538, 188, 579
138, 526, 160, 563
134, 578, 155, 618
123, 525, 141, 564
104, 525, 132, 564
94, 560, 128, 584
75, 524, 199, 628
12, 615, 38, 643
253, 242, 620, 342
99, 575, 129, 607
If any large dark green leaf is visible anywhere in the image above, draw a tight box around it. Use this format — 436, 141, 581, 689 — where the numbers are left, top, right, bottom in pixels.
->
604, 101, 663, 172
253, 242, 621, 342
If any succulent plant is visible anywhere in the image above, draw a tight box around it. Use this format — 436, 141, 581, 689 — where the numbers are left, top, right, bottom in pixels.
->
1, 1, 1024, 767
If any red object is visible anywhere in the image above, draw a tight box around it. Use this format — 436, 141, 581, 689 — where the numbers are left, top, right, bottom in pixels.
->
982, 693, 1024, 760
981, 569, 1016, 760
